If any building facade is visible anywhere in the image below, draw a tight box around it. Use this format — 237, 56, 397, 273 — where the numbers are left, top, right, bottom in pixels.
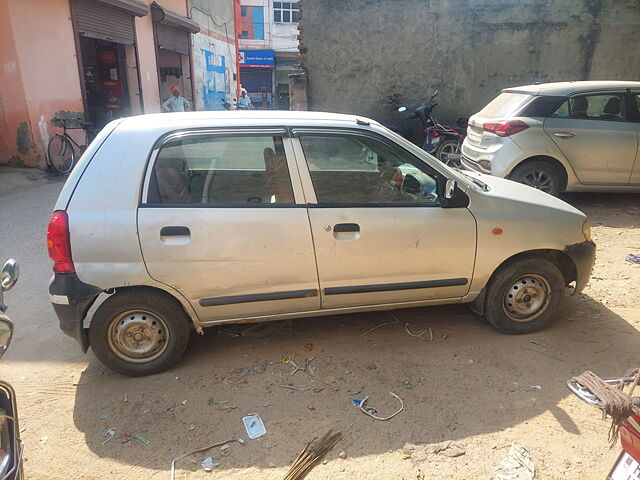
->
0, 0, 240, 168
238, 0, 299, 109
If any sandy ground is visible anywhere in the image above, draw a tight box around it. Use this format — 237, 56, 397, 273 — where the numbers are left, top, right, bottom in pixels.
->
1, 169, 639, 480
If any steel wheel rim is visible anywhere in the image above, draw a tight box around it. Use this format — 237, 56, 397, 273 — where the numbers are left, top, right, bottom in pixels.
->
521, 170, 554, 193
502, 274, 551, 322
439, 143, 461, 168
107, 310, 169, 363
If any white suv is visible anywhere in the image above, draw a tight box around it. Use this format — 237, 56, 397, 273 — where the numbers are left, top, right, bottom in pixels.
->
461, 81, 640, 196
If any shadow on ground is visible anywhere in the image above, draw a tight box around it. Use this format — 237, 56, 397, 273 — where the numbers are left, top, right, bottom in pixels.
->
72, 293, 638, 473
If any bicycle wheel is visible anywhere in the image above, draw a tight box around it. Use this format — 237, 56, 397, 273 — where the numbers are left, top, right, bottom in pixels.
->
47, 134, 75, 175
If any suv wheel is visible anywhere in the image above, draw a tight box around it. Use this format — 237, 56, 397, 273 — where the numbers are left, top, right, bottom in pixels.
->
89, 288, 190, 376
510, 160, 562, 196
483, 257, 564, 334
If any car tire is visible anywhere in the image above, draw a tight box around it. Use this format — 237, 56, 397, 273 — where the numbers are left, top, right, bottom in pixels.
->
510, 160, 563, 196
483, 257, 564, 334
89, 288, 190, 376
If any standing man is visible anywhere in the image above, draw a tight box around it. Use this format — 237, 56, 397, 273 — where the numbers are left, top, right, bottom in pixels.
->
162, 86, 191, 112
237, 89, 253, 110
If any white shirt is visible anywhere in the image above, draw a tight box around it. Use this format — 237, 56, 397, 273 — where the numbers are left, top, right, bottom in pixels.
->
162, 96, 191, 112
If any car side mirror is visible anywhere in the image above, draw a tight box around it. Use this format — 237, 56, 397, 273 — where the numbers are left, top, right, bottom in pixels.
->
444, 179, 456, 200
0, 317, 13, 360
2, 259, 19, 292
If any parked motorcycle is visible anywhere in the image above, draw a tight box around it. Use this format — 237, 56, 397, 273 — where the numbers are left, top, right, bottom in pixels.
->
220, 98, 236, 110
390, 90, 468, 168
0, 259, 22, 480
567, 370, 640, 479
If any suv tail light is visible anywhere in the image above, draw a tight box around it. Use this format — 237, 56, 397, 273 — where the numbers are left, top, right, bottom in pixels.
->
483, 120, 529, 137
47, 211, 75, 274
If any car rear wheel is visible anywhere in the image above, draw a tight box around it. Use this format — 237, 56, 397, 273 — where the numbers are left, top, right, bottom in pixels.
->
89, 288, 190, 376
510, 160, 562, 196
483, 257, 564, 334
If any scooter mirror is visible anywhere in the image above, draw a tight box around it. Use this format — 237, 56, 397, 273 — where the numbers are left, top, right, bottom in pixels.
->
0, 317, 13, 360
397, 107, 407, 113
1, 260, 19, 292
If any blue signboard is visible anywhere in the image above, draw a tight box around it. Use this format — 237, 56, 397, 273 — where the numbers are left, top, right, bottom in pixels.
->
240, 49, 275, 68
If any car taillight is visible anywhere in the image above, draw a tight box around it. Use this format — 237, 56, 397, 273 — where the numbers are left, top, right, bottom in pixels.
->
483, 120, 529, 137
47, 210, 75, 274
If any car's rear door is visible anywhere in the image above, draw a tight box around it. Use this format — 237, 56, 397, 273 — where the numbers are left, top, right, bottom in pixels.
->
543, 91, 638, 184
137, 129, 320, 323
629, 90, 640, 185
291, 128, 476, 310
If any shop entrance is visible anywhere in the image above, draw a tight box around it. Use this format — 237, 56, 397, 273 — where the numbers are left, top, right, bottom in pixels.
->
79, 37, 141, 129
71, 0, 144, 129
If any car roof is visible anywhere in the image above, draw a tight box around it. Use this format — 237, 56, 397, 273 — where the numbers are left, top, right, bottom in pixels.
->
503, 81, 640, 96
116, 110, 381, 130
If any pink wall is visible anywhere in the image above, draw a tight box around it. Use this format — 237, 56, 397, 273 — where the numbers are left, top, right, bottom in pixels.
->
3, 0, 84, 167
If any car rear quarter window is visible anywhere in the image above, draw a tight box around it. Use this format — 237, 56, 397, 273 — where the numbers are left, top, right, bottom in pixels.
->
518, 95, 565, 117
147, 135, 295, 205
477, 92, 534, 117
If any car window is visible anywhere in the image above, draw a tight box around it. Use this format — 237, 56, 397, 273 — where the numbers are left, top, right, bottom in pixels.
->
632, 94, 640, 122
552, 93, 625, 121
518, 96, 565, 117
299, 134, 440, 205
148, 135, 295, 205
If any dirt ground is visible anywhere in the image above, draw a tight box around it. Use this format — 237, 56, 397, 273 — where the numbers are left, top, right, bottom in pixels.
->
2, 177, 639, 479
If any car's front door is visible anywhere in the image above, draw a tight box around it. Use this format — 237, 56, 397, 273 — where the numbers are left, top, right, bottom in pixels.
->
137, 130, 320, 323
544, 91, 639, 184
291, 129, 477, 309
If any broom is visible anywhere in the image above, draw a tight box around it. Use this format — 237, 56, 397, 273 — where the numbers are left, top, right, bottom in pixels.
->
282, 430, 342, 480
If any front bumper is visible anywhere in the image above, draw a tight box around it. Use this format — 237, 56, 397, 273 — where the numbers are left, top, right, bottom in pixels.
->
49, 274, 101, 352
565, 240, 596, 293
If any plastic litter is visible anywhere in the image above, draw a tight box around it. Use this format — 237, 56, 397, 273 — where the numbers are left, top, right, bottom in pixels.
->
493, 442, 535, 480
201, 457, 219, 471
181, 400, 187, 406
102, 427, 117, 445
403, 381, 413, 390
280, 384, 311, 391
527, 385, 542, 391
242, 413, 267, 439
351, 398, 362, 406
626, 253, 640, 264
405, 323, 432, 341
120, 433, 150, 445
432, 441, 466, 457
359, 392, 404, 421
123, 393, 128, 403
98, 414, 112, 420
361, 318, 399, 336
170, 438, 244, 480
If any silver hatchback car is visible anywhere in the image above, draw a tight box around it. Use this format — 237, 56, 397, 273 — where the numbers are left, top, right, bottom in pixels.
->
48, 111, 595, 376
462, 81, 640, 196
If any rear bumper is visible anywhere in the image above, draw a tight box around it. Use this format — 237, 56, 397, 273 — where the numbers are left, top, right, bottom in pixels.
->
565, 240, 596, 293
460, 137, 525, 178
49, 274, 101, 352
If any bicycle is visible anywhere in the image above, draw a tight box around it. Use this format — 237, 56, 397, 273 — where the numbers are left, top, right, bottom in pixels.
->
46, 119, 94, 175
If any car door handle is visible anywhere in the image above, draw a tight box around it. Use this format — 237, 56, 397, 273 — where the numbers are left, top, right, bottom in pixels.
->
160, 226, 190, 236
334, 223, 360, 233
553, 131, 576, 139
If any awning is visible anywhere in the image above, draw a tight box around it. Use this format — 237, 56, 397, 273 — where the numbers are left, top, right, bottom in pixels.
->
93, 0, 148, 16
151, 2, 200, 34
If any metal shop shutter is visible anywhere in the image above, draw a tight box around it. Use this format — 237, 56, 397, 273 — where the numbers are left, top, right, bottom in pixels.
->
72, 0, 136, 45
240, 68, 273, 93
155, 24, 189, 55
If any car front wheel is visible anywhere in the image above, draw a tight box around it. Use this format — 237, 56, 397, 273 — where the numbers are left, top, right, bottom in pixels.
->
483, 257, 565, 334
89, 288, 190, 376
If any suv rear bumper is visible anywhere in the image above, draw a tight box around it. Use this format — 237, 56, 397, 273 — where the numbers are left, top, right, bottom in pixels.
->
49, 274, 101, 352
565, 240, 596, 293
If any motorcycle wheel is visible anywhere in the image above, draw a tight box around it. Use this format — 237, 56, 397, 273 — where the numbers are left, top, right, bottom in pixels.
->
436, 139, 461, 168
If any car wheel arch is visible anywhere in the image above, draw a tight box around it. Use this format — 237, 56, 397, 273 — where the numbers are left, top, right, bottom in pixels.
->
468, 249, 577, 315
508, 155, 569, 192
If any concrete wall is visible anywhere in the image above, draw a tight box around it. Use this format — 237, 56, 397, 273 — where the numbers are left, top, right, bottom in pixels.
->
190, 0, 238, 110
301, 0, 640, 124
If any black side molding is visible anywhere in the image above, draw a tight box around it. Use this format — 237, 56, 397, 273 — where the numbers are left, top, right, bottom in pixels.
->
200, 289, 318, 307
324, 278, 468, 296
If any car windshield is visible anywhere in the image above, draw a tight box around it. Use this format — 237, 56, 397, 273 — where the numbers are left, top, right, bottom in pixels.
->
477, 92, 534, 117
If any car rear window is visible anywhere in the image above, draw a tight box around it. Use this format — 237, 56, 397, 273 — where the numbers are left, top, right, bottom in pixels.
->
477, 92, 534, 117
519, 95, 565, 117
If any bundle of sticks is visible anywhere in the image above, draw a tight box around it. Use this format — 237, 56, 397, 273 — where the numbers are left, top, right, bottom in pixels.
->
282, 430, 342, 480
572, 369, 640, 446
